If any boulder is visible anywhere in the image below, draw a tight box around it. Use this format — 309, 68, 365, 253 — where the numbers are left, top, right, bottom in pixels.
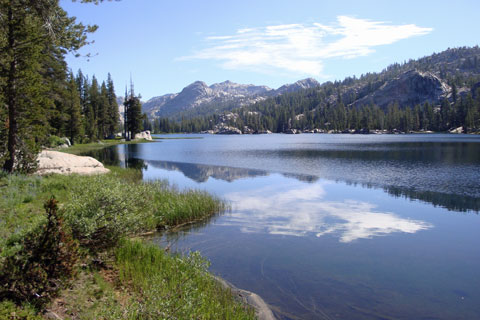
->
37, 150, 110, 175
134, 130, 153, 140
449, 126, 464, 134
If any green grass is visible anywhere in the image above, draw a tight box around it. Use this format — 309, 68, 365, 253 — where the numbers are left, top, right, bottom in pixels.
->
0, 300, 42, 320
0, 168, 242, 319
114, 239, 255, 319
49, 240, 255, 319
60, 139, 155, 155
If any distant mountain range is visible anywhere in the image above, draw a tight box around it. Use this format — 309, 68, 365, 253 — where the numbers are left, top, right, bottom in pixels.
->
143, 46, 480, 135
142, 78, 320, 120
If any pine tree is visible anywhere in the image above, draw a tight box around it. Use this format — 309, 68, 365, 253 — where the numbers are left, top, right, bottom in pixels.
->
98, 81, 109, 138
0, 0, 97, 172
65, 72, 84, 144
124, 81, 144, 139
106, 73, 119, 137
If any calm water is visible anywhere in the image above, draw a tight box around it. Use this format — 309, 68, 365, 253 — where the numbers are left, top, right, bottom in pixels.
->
85, 134, 480, 319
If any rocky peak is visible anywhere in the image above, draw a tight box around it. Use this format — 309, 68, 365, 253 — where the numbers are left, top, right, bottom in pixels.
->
210, 80, 272, 96
181, 81, 211, 97
275, 78, 320, 94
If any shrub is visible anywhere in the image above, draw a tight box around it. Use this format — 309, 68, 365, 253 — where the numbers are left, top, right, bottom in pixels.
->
46, 136, 65, 148
62, 175, 156, 250
0, 197, 77, 308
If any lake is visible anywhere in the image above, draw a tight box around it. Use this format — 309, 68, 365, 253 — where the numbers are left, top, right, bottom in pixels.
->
85, 134, 480, 319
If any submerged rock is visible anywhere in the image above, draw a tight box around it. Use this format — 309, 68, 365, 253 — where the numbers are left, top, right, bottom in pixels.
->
37, 150, 109, 175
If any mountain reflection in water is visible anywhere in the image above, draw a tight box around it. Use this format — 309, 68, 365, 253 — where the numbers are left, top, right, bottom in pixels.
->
144, 159, 478, 213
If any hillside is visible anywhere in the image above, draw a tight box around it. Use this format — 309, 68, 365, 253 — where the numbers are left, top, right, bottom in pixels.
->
142, 78, 320, 120
151, 46, 480, 134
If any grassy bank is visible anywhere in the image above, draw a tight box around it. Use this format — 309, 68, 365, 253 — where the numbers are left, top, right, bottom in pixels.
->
59, 138, 154, 155
0, 168, 254, 319
50, 239, 254, 319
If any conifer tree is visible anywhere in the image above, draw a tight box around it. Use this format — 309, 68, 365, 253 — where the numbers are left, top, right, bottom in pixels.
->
106, 73, 119, 137
0, 0, 97, 172
125, 85, 144, 138
65, 72, 84, 144
98, 81, 109, 138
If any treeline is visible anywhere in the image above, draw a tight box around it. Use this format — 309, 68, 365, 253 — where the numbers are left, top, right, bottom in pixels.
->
0, 0, 148, 173
147, 46, 480, 134
67, 71, 120, 144
0, 0, 110, 172
151, 88, 480, 134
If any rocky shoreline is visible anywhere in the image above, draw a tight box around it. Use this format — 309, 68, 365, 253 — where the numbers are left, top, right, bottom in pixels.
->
214, 276, 277, 320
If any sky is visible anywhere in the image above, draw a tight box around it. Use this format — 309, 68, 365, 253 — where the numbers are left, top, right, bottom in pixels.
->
60, 0, 480, 101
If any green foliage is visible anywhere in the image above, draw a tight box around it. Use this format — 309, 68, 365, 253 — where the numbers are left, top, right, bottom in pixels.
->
46, 135, 66, 148
153, 186, 227, 226
62, 174, 227, 249
0, 300, 42, 320
113, 239, 255, 319
0, 197, 77, 308
62, 174, 156, 250
0, 166, 229, 316
125, 92, 144, 138
157, 47, 480, 134
0, 0, 97, 172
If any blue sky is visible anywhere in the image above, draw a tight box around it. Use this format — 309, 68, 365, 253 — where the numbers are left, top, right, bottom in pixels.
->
61, 0, 480, 100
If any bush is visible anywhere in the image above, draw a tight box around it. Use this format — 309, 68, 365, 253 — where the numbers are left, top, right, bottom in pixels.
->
62, 175, 156, 250
46, 135, 65, 148
0, 198, 77, 308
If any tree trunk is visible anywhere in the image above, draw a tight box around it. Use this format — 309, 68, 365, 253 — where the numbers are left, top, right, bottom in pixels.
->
3, 6, 17, 173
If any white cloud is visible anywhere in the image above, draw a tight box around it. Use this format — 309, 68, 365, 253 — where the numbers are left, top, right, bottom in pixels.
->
180, 16, 432, 76
223, 183, 432, 242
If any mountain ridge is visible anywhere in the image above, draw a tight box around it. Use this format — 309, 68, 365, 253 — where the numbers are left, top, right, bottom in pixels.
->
142, 78, 320, 119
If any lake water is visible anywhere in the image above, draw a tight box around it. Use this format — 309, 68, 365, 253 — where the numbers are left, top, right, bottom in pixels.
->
85, 134, 480, 319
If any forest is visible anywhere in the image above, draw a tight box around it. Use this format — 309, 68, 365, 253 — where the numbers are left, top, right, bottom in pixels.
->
0, 0, 145, 173
150, 47, 480, 134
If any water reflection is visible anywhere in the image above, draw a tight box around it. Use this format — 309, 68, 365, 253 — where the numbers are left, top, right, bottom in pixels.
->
147, 160, 320, 184
146, 160, 268, 182
225, 183, 432, 242
82, 140, 480, 212
82, 144, 147, 170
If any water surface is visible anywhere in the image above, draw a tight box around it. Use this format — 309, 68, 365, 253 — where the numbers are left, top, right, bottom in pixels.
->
85, 134, 480, 319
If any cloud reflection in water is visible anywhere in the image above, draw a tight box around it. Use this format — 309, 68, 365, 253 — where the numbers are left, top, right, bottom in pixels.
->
224, 183, 432, 242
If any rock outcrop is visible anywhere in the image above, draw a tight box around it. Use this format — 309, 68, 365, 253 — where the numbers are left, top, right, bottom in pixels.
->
215, 126, 242, 134
352, 70, 450, 108
142, 78, 319, 119
275, 78, 320, 95
134, 130, 153, 140
37, 150, 109, 175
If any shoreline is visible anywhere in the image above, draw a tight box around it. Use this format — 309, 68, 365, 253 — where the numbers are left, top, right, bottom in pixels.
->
214, 276, 277, 320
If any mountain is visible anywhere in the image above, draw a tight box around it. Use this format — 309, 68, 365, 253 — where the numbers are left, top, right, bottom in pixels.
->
275, 78, 320, 94
142, 78, 320, 120
350, 70, 451, 108
153, 46, 480, 134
